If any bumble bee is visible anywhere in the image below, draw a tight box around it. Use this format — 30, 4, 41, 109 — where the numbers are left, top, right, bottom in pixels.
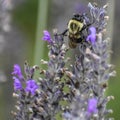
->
62, 14, 91, 48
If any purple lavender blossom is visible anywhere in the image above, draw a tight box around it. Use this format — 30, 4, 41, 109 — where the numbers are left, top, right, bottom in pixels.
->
13, 76, 22, 91
87, 98, 98, 115
12, 64, 23, 79
42, 30, 52, 43
86, 27, 96, 45
25, 80, 39, 95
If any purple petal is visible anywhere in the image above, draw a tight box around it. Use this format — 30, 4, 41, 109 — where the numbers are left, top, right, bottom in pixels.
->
42, 30, 52, 43
25, 80, 39, 95
87, 98, 98, 115
13, 76, 22, 91
89, 27, 96, 34
12, 64, 23, 79
86, 27, 96, 45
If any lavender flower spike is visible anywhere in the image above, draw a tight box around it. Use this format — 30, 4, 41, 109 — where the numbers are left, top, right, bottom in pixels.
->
13, 76, 22, 91
25, 80, 39, 95
12, 64, 23, 79
42, 30, 52, 43
86, 26, 96, 45
87, 98, 98, 116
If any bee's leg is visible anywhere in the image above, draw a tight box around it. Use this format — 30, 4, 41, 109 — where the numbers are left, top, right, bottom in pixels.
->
57, 29, 68, 37
80, 23, 92, 33
75, 32, 86, 43
80, 33, 93, 50
76, 37, 83, 43
61, 29, 68, 36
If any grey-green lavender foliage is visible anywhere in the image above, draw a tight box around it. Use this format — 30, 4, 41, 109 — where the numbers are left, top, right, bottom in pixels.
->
12, 2, 115, 120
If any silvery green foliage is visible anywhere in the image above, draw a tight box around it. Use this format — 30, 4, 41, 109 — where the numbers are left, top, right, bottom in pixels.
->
12, 2, 115, 120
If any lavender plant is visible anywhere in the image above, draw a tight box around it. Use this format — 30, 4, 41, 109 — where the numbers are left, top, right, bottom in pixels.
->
63, 3, 115, 120
12, 2, 115, 120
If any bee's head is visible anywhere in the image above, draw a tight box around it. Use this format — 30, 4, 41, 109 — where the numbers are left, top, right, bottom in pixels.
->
72, 14, 84, 23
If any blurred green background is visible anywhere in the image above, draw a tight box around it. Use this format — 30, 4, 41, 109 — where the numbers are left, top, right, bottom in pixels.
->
0, 0, 120, 119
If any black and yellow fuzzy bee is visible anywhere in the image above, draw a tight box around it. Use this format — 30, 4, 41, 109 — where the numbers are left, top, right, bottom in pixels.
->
62, 14, 91, 48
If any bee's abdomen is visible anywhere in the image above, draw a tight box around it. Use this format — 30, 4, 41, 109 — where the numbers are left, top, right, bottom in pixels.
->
68, 41, 77, 48
69, 32, 80, 39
